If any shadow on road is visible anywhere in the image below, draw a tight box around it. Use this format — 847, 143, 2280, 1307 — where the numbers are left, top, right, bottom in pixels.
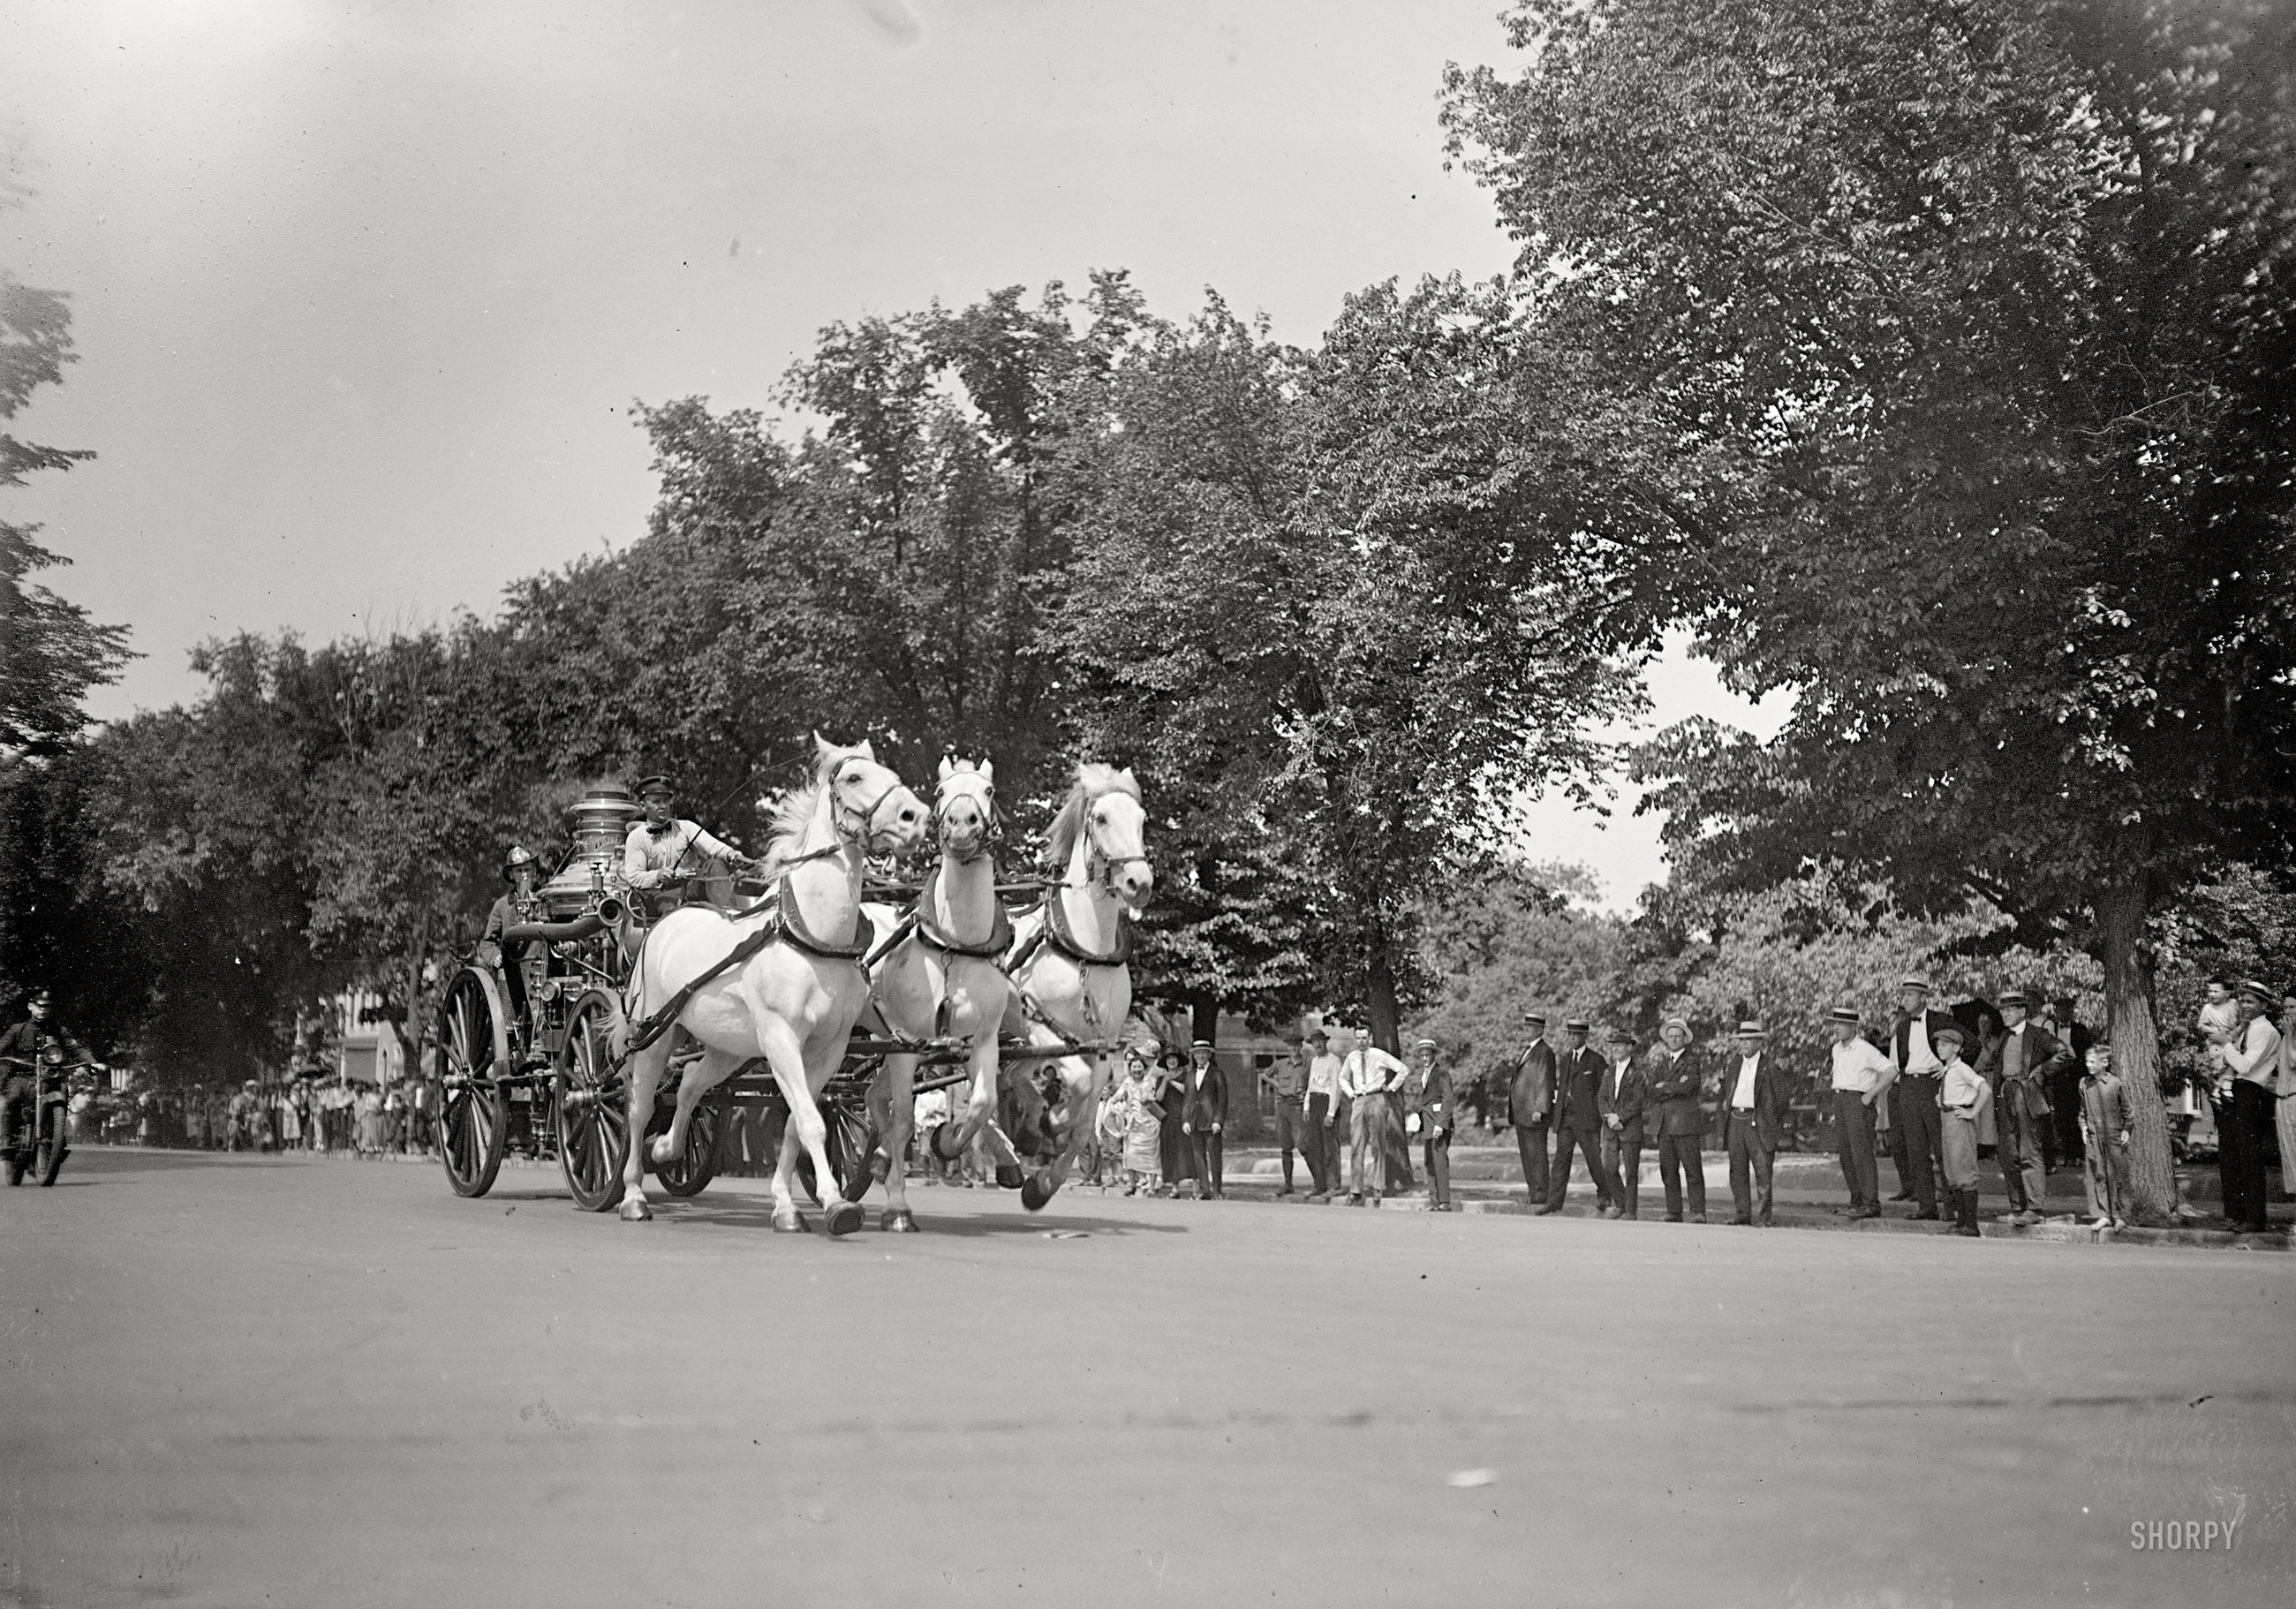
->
650, 1195, 1189, 1238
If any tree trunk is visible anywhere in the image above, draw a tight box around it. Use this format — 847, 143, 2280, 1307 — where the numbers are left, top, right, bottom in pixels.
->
2097, 876, 2173, 1223
1365, 941, 1401, 1056
1190, 995, 1220, 1046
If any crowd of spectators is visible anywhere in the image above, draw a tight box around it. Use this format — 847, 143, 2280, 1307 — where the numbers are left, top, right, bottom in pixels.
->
73, 1076, 438, 1158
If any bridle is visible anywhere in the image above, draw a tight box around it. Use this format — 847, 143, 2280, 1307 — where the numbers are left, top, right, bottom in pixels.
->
1075, 794, 1150, 895
934, 770, 1002, 865
829, 755, 909, 854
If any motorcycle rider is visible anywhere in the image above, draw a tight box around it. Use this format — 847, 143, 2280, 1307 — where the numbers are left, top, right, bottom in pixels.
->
1, 989, 87, 1156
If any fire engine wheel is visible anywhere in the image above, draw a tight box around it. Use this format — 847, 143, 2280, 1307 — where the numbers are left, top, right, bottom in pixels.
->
652, 1090, 724, 1198
555, 992, 629, 1213
436, 968, 508, 1199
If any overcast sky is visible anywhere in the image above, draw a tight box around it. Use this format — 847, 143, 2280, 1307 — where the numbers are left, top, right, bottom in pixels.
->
3, 0, 1780, 908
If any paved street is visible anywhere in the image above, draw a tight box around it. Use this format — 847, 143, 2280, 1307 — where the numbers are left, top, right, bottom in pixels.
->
4, 1147, 2290, 1608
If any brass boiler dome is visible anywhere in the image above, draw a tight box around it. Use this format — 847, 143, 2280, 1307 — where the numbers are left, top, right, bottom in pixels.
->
540, 784, 640, 917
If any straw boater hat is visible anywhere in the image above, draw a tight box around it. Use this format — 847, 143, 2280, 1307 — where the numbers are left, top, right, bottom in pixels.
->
1522, 1011, 1546, 1026
1829, 1006, 1861, 1024
1661, 1015, 1689, 1035
1736, 1020, 1767, 1038
1414, 1037, 1437, 1051
2237, 978, 2272, 1003
1899, 974, 1931, 993
1998, 988, 2030, 1008
1564, 1017, 1590, 1032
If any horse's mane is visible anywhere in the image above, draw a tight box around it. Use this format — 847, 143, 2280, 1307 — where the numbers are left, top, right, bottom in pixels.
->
758, 740, 869, 874
1043, 763, 1141, 871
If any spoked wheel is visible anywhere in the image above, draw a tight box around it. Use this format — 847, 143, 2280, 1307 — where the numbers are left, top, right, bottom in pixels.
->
794, 1096, 881, 1207
34, 1103, 66, 1187
555, 992, 629, 1212
652, 1090, 724, 1198
436, 968, 509, 1198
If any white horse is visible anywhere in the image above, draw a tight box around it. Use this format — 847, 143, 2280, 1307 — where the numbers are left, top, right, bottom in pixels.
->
616, 736, 926, 1234
863, 755, 1016, 1231
998, 763, 1153, 1210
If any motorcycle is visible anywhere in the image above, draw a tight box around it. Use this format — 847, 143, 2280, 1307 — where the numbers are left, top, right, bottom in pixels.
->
4, 1046, 91, 1189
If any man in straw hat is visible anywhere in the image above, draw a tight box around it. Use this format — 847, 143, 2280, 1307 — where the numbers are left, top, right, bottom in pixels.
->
2207, 978, 2283, 1235
1975, 988, 2070, 1226
1887, 973, 1955, 1220
1723, 1020, 1789, 1226
1596, 1026, 1650, 1220
1827, 1006, 1894, 1220
1645, 1016, 1708, 1222
1507, 1012, 1557, 1210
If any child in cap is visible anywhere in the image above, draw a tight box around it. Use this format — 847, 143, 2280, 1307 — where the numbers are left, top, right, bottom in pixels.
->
1936, 1022, 1990, 1237
2076, 1044, 2134, 1229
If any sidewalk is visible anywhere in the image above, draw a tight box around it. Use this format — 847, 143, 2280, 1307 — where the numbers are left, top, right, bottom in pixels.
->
1149, 1144, 2292, 1251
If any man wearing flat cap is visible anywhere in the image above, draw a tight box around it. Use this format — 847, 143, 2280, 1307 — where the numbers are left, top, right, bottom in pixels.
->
1545, 1019, 1614, 1215
1507, 1012, 1557, 1209
1887, 975, 1955, 1220
1644, 1016, 1709, 1222
1974, 989, 2070, 1225
1827, 1007, 1894, 1219
1596, 1027, 1650, 1220
1723, 1022, 1789, 1225
1401, 1038, 1456, 1211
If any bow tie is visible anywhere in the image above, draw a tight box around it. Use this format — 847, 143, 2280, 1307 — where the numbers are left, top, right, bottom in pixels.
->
646, 821, 676, 837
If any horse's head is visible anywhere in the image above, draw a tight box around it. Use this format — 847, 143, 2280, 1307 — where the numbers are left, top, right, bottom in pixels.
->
1084, 766, 1153, 908
817, 734, 928, 857
934, 754, 1000, 863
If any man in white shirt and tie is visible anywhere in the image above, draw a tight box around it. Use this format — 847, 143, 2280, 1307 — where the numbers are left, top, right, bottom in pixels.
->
2209, 979, 2284, 1235
1724, 1021, 1786, 1226
1339, 1026, 1407, 1206
1828, 1006, 1895, 1220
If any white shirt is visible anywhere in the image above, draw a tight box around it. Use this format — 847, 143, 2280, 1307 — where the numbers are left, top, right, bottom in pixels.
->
1610, 1056, 1633, 1099
1941, 1059, 1986, 1113
1340, 1046, 1405, 1100
1731, 1054, 1761, 1110
1900, 1015, 1942, 1076
1306, 1053, 1343, 1100
623, 819, 742, 889
2225, 1016, 2283, 1086
1831, 1036, 1893, 1093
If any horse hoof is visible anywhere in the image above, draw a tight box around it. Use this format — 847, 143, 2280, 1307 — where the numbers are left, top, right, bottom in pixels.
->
881, 1208, 919, 1233
930, 1120, 963, 1162
825, 1201, 865, 1238
648, 1137, 676, 1167
773, 1212, 811, 1235
995, 1164, 1025, 1190
1020, 1174, 1057, 1212
618, 1198, 653, 1223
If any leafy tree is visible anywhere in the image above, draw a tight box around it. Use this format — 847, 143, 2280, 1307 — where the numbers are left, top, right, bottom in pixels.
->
1445, 0, 2296, 1216
1056, 277, 1670, 1048
2, 275, 132, 756
94, 637, 344, 1083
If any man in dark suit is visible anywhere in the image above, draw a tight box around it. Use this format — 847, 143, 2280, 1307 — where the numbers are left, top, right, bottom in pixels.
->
1180, 1039, 1227, 1199
1975, 989, 2070, 1225
1888, 975, 1956, 1220
1402, 1039, 1456, 1211
1721, 1021, 1790, 1225
1597, 1026, 1650, 1220
1544, 1019, 1615, 1215
2044, 996, 2093, 1170
1507, 1012, 1557, 1209
1644, 1016, 1708, 1222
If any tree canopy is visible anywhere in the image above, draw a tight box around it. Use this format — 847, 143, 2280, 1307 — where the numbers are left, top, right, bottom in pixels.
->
1443, 0, 2296, 1214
